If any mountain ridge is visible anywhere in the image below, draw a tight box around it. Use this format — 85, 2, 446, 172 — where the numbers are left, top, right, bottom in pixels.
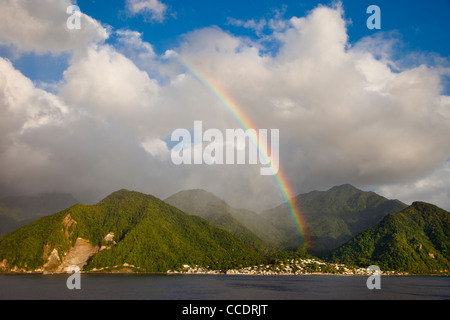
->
0, 190, 263, 273
331, 201, 450, 274
165, 189, 268, 251
1, 186, 448, 275
260, 184, 408, 253
163, 185, 408, 255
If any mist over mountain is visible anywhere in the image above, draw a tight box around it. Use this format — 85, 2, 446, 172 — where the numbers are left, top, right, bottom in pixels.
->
0, 193, 78, 220
165, 189, 283, 248
165, 190, 268, 251
0, 186, 449, 275
0, 193, 78, 237
164, 185, 408, 256
262, 184, 408, 254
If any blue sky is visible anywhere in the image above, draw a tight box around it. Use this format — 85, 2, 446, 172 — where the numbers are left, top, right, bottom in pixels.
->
3, 0, 450, 91
76, 0, 450, 54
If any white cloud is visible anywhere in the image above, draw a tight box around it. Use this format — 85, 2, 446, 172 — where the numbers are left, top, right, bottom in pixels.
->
0, 57, 72, 193
0, 0, 108, 55
227, 17, 268, 34
141, 138, 169, 159
226, 7, 288, 37
0, 58, 69, 138
159, 5, 450, 209
0, 54, 174, 204
59, 46, 160, 130
378, 162, 450, 211
114, 29, 162, 78
0, 2, 449, 211
126, 0, 168, 23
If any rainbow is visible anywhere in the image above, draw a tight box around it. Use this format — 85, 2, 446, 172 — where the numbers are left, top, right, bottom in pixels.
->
173, 55, 309, 246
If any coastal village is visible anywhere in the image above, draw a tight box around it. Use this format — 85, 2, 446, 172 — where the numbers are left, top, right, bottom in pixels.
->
2, 258, 403, 275
167, 258, 402, 276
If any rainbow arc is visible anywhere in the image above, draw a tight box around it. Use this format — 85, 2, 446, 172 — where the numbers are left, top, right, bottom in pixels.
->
174, 55, 309, 246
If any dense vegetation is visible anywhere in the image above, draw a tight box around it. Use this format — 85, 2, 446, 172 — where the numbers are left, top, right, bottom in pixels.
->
330, 202, 450, 274
0, 188, 448, 275
261, 184, 407, 254
167, 185, 408, 254
0, 190, 264, 272
86, 190, 265, 271
165, 189, 268, 252
0, 210, 74, 270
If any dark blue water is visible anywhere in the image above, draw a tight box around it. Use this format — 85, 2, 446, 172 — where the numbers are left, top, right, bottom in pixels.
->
0, 274, 448, 300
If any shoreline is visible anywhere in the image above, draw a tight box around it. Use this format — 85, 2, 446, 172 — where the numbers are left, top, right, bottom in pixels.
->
1, 271, 448, 277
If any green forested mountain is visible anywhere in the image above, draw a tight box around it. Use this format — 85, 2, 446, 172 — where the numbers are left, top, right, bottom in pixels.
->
164, 185, 408, 255
0, 190, 263, 273
164, 189, 296, 250
331, 202, 450, 274
165, 189, 267, 251
1, 187, 448, 275
261, 184, 408, 254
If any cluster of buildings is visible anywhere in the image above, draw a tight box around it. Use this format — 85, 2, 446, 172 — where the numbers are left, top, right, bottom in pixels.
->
170, 259, 402, 276
225, 259, 332, 275
167, 265, 221, 275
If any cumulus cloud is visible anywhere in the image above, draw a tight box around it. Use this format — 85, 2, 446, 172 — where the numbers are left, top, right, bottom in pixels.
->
126, 0, 168, 23
0, 0, 108, 55
0, 2, 449, 211
153, 4, 450, 208
0, 57, 70, 192
227, 6, 289, 36
227, 18, 268, 35
0, 53, 176, 204
378, 162, 450, 211
0, 57, 69, 140
59, 46, 160, 133
114, 29, 163, 79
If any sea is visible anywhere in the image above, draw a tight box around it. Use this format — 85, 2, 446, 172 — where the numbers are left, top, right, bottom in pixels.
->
0, 274, 448, 300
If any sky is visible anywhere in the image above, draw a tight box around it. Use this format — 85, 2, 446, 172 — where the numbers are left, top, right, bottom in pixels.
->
0, 0, 449, 211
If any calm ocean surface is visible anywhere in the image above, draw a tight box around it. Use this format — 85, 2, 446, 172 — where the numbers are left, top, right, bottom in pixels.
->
0, 274, 448, 300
